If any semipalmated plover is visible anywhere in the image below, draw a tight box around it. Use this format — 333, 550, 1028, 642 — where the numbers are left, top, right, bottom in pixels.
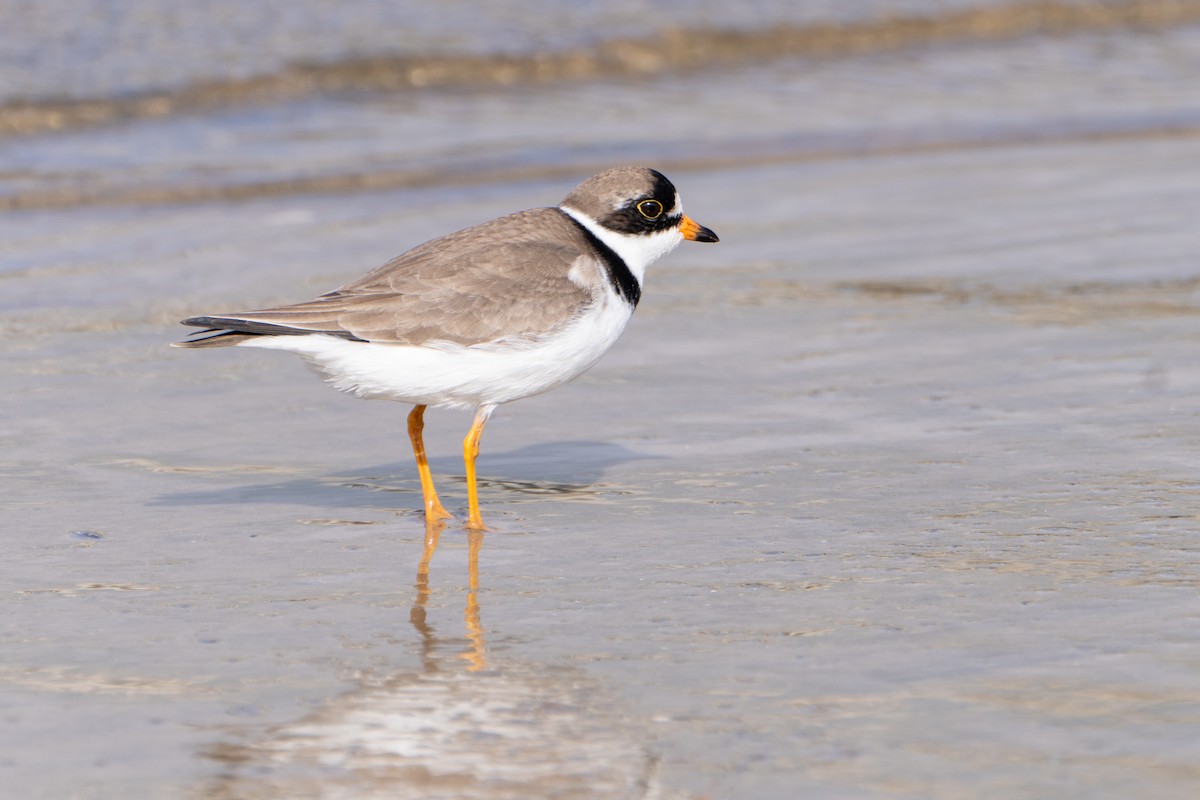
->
175, 167, 718, 529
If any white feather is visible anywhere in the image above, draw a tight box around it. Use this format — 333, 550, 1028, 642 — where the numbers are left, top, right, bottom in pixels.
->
240, 289, 633, 411
559, 203, 683, 286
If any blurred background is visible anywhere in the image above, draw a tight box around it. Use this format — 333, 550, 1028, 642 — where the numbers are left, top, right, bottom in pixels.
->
3, 0, 1200, 212
4, 2, 1200, 799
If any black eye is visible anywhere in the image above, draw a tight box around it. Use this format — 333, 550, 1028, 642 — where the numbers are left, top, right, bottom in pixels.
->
636, 199, 664, 220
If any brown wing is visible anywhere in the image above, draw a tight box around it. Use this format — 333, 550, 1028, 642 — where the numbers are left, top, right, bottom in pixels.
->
181, 208, 597, 347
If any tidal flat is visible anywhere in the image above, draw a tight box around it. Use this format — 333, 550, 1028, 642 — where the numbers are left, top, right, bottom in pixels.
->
4, 6, 1200, 798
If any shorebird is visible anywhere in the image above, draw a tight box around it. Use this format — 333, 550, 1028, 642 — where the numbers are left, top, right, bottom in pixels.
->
175, 167, 718, 529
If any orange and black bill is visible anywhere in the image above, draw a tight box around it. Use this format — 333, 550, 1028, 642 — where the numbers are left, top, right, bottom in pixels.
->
680, 214, 719, 243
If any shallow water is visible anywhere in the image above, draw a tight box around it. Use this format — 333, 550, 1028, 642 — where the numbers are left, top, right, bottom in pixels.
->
4, 4, 1200, 799
0, 0, 1134, 105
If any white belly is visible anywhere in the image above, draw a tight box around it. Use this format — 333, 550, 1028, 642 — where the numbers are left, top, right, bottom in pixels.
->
241, 298, 634, 410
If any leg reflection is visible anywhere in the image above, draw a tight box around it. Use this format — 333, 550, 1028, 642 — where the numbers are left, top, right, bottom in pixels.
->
410, 519, 444, 672
409, 519, 487, 673
461, 528, 486, 672
204, 523, 667, 796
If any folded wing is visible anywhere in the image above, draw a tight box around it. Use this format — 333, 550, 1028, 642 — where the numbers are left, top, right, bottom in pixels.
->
178, 209, 597, 348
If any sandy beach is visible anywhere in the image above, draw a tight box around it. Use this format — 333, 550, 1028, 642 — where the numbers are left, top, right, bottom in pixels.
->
4, 3, 1200, 798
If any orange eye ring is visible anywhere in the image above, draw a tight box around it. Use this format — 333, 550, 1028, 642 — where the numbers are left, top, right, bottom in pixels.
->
636, 199, 664, 220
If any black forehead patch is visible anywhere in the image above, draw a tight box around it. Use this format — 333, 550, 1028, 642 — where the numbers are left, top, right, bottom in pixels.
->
599, 169, 680, 235
647, 169, 677, 207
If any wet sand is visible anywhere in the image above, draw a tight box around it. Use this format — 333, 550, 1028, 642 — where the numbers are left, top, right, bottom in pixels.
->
5, 132, 1200, 797
5, 6, 1200, 798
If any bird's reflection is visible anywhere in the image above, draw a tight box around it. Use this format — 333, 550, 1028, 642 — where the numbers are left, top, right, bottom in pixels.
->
200, 523, 672, 799
411, 520, 487, 672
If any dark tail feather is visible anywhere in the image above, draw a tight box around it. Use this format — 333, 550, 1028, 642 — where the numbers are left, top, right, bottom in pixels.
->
173, 315, 365, 348
172, 328, 259, 348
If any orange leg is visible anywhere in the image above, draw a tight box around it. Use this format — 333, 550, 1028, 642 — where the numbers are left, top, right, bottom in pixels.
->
407, 405, 453, 522
462, 406, 493, 530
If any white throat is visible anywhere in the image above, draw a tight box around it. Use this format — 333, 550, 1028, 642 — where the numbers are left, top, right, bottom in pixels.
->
559, 205, 683, 287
